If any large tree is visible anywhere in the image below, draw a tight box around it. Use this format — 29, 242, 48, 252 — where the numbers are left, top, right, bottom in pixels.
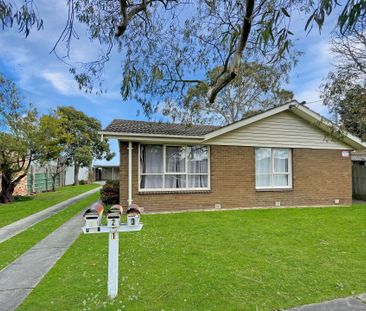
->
0, 74, 41, 202
37, 113, 72, 191
57, 106, 114, 185
1, 1, 365, 116
321, 20, 366, 140
163, 61, 294, 125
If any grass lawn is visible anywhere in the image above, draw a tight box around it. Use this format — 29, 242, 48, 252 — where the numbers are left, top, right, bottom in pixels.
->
0, 184, 99, 228
18, 204, 366, 311
0, 192, 100, 271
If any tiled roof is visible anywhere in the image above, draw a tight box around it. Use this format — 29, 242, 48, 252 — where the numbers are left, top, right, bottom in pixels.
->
103, 119, 220, 137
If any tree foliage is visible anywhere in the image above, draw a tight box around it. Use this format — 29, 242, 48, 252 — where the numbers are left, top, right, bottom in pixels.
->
37, 113, 72, 191
1, 1, 365, 117
322, 19, 366, 140
0, 74, 40, 202
163, 61, 294, 125
57, 106, 114, 185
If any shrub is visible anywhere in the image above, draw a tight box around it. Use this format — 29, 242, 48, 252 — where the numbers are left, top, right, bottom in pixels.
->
79, 180, 87, 185
100, 180, 119, 205
14, 195, 34, 202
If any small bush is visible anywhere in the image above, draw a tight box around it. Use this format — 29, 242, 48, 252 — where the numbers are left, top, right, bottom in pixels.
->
14, 195, 34, 202
100, 180, 119, 205
79, 180, 87, 185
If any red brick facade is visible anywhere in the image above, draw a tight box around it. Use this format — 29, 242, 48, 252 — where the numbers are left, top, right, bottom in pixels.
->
0, 174, 28, 196
119, 142, 352, 212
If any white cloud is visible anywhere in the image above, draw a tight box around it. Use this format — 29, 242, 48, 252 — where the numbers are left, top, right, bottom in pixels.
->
41, 71, 78, 95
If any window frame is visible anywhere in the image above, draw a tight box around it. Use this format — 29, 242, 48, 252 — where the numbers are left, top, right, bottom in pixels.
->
255, 148, 293, 190
138, 143, 211, 192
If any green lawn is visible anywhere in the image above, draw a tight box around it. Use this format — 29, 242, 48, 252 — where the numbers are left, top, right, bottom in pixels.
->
0, 192, 100, 271
18, 205, 366, 311
0, 184, 99, 228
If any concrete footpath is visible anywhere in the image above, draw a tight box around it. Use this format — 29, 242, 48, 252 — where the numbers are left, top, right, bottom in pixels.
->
288, 294, 366, 311
0, 208, 88, 311
0, 186, 100, 243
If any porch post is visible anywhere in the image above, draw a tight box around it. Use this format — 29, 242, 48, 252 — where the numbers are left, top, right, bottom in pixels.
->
127, 141, 133, 206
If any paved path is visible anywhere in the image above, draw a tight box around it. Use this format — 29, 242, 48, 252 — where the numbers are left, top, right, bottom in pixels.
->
288, 294, 366, 311
0, 187, 100, 243
0, 208, 88, 311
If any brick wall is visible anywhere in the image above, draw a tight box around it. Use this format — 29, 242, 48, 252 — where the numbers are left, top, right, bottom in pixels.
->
12, 176, 28, 196
0, 174, 28, 196
119, 142, 352, 212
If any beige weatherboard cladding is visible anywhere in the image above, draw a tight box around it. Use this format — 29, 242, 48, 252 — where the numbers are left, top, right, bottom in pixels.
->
204, 111, 352, 150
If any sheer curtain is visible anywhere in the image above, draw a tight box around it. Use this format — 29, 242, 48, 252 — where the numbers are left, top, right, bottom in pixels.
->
256, 148, 290, 188
165, 146, 186, 188
188, 146, 208, 188
140, 145, 163, 189
140, 144, 209, 190
255, 148, 271, 187
273, 149, 289, 187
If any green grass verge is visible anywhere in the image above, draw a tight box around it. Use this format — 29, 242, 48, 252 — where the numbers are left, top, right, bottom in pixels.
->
0, 192, 99, 271
0, 184, 99, 228
18, 205, 366, 311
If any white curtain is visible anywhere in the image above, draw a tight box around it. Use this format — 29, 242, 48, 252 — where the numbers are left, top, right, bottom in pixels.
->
165, 175, 186, 188
140, 145, 163, 188
165, 146, 186, 188
273, 149, 289, 187
140, 144, 209, 189
166, 146, 185, 172
140, 175, 163, 189
256, 148, 289, 187
188, 175, 208, 188
187, 146, 208, 188
256, 148, 271, 187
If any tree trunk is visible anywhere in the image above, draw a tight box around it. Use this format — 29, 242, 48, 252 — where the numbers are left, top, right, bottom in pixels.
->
73, 164, 79, 186
52, 175, 57, 192
0, 172, 16, 203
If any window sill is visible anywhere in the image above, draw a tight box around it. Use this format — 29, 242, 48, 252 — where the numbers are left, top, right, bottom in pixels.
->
138, 190, 211, 195
256, 188, 293, 192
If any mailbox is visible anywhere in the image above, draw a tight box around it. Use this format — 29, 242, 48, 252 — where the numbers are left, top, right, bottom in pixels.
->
126, 204, 141, 226
83, 202, 104, 228
107, 205, 123, 228
81, 202, 143, 299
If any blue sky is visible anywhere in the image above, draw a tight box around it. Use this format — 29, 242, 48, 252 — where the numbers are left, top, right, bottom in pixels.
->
0, 1, 339, 165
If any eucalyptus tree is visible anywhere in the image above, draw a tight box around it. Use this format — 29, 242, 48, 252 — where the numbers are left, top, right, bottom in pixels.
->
322, 19, 366, 140
1, 0, 365, 116
163, 61, 294, 125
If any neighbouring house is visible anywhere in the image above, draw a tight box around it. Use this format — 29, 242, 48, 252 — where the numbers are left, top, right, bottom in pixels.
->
64, 166, 90, 186
100, 101, 366, 212
93, 165, 120, 181
351, 150, 366, 165
0, 163, 91, 197
27, 163, 90, 193
351, 150, 366, 200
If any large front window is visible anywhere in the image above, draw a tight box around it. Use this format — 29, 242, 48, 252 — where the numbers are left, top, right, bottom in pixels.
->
139, 144, 209, 190
255, 148, 292, 189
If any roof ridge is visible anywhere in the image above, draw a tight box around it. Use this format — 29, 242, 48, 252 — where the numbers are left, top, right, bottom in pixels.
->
109, 119, 221, 128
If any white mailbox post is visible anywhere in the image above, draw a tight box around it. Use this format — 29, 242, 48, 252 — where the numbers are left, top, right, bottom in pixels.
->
82, 203, 143, 299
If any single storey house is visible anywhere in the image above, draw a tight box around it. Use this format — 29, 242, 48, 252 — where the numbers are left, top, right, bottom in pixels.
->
100, 101, 366, 212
